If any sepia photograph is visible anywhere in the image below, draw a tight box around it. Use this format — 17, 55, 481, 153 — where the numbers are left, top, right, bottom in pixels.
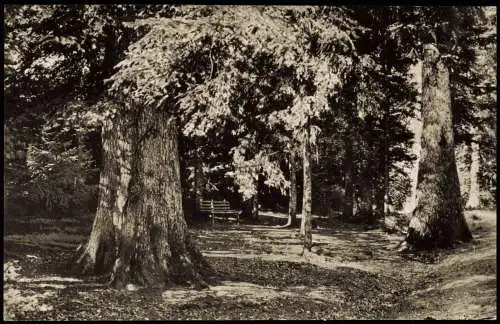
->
3, 4, 497, 320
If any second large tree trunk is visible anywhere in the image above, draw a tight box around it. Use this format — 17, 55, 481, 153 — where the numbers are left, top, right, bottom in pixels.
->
77, 109, 212, 288
406, 44, 472, 250
76, 118, 128, 275
300, 128, 313, 251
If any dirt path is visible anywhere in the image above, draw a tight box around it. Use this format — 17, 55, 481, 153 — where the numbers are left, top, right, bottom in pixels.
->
396, 210, 497, 320
192, 210, 497, 320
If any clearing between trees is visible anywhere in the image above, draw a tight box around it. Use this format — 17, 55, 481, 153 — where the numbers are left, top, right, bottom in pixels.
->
4, 210, 496, 320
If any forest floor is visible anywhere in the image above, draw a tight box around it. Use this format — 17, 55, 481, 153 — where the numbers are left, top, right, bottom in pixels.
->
4, 210, 497, 320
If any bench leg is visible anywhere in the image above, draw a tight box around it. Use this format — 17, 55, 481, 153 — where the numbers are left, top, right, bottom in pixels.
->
211, 213, 214, 226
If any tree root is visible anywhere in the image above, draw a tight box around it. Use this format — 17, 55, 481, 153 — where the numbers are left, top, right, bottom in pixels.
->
104, 241, 212, 291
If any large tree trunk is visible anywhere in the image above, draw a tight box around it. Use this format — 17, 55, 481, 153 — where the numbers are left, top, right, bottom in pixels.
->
300, 129, 313, 251
342, 132, 354, 221
406, 44, 472, 249
77, 110, 211, 288
375, 189, 385, 219
76, 118, 129, 275
465, 136, 480, 209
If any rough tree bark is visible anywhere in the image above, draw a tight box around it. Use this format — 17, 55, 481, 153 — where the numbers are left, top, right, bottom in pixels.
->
76, 118, 129, 275
300, 128, 313, 251
278, 148, 298, 228
402, 61, 423, 215
406, 44, 473, 249
465, 134, 480, 209
250, 180, 260, 222
77, 110, 212, 288
375, 63, 391, 219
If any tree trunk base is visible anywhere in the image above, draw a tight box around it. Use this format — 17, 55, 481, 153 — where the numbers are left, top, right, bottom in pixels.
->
275, 217, 299, 229
74, 236, 116, 277
75, 234, 214, 290
406, 214, 472, 250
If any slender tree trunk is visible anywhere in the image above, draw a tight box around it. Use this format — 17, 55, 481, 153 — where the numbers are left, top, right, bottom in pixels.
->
356, 181, 375, 224
382, 105, 390, 216
342, 131, 354, 221
375, 189, 385, 219
300, 128, 313, 251
406, 44, 472, 249
194, 139, 204, 218
278, 148, 298, 228
77, 110, 211, 288
288, 150, 298, 227
465, 137, 480, 209
376, 64, 391, 219
251, 189, 259, 222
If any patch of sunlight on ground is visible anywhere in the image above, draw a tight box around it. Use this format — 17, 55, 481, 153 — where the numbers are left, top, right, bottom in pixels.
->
428, 300, 495, 320
162, 281, 342, 305
411, 275, 496, 297
9, 217, 81, 224
5, 233, 86, 249
440, 275, 496, 290
17, 276, 83, 283
23, 283, 67, 289
212, 230, 253, 235
5, 233, 86, 242
437, 246, 497, 269
3, 287, 56, 318
259, 212, 328, 219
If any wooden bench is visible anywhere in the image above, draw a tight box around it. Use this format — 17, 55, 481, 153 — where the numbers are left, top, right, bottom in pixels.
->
199, 199, 240, 225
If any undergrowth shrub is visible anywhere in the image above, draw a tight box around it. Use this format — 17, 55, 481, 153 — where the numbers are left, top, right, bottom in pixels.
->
5, 117, 99, 219
26, 143, 97, 215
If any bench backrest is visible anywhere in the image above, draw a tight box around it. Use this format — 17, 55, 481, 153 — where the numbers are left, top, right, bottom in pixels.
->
199, 199, 231, 212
